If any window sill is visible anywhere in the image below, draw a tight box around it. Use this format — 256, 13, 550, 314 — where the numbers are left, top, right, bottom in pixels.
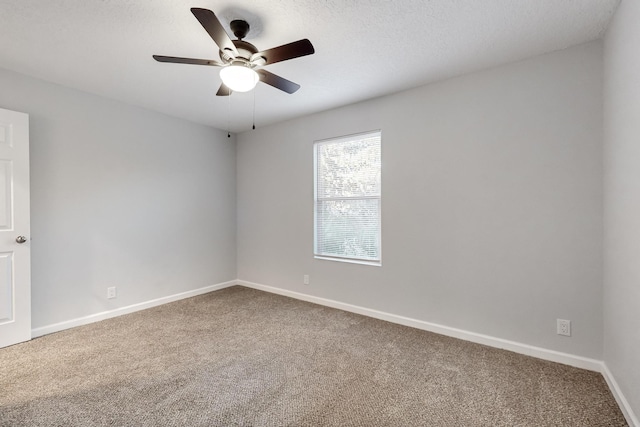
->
314, 255, 381, 267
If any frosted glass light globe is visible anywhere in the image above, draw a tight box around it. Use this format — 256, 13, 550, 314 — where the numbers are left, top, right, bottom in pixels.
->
219, 65, 259, 92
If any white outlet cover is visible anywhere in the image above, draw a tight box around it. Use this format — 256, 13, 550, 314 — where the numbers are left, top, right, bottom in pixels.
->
557, 319, 571, 336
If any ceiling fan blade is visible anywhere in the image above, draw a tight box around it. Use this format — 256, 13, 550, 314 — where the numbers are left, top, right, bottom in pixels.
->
252, 39, 315, 65
216, 83, 232, 96
256, 70, 300, 94
191, 8, 238, 56
153, 55, 224, 66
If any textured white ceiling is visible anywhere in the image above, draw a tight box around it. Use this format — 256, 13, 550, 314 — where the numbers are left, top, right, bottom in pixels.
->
0, 0, 620, 133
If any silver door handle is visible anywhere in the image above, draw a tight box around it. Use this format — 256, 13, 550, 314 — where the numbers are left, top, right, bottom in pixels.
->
16, 236, 27, 244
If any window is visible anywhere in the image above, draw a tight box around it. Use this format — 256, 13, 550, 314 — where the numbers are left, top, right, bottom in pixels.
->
314, 131, 381, 265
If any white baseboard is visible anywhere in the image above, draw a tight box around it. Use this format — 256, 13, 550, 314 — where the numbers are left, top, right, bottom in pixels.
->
601, 362, 639, 427
31, 280, 237, 338
237, 280, 602, 372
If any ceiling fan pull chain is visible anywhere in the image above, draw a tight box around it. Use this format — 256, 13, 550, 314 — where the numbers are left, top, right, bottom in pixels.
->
252, 89, 256, 130
227, 89, 231, 138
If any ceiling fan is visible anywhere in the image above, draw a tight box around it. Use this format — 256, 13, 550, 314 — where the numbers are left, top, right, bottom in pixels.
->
153, 8, 315, 96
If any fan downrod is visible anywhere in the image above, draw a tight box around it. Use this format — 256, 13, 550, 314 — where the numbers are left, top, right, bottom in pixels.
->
230, 20, 250, 40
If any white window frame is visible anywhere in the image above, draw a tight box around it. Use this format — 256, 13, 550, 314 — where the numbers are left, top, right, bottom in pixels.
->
313, 130, 382, 266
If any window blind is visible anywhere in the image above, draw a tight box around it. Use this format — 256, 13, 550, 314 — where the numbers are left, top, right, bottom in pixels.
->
314, 131, 381, 264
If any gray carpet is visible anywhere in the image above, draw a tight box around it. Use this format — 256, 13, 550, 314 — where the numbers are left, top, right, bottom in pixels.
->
0, 286, 627, 426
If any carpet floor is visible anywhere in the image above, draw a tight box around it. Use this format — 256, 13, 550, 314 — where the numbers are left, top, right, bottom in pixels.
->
0, 286, 627, 426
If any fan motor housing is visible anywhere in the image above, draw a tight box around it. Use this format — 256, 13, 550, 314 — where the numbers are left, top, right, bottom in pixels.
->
220, 40, 259, 63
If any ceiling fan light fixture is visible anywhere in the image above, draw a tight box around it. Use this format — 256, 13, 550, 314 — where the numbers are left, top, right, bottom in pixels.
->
154, 9, 315, 96
219, 64, 259, 92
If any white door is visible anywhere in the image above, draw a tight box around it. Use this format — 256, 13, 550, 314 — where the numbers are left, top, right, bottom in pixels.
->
0, 108, 30, 348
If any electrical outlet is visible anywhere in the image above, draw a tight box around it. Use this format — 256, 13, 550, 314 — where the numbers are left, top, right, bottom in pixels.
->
107, 287, 117, 299
557, 319, 571, 336
303, 275, 310, 285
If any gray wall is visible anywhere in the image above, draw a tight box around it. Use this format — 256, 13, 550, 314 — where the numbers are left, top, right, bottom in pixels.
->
0, 68, 237, 329
237, 42, 604, 359
604, 0, 640, 418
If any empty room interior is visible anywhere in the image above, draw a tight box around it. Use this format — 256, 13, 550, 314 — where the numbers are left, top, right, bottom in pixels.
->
0, 0, 639, 426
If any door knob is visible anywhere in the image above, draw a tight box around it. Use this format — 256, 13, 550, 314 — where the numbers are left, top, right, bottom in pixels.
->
16, 236, 27, 244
